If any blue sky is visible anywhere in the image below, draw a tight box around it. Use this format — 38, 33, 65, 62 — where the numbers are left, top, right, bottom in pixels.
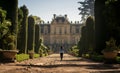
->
18, 0, 83, 23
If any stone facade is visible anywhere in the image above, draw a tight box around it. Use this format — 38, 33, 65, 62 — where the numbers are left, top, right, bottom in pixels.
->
40, 14, 82, 52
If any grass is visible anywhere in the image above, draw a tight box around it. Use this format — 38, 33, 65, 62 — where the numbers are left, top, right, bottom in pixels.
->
16, 54, 29, 62
34, 54, 40, 58
16, 53, 48, 62
116, 56, 120, 63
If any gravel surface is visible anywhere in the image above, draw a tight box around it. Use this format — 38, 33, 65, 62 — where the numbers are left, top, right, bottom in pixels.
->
0, 54, 120, 73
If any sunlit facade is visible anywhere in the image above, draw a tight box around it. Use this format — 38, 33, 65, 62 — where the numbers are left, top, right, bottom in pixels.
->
39, 14, 82, 52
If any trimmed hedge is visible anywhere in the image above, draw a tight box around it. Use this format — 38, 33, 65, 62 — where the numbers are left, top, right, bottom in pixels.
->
16, 54, 29, 62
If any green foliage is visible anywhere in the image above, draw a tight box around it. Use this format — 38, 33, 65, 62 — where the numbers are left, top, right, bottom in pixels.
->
35, 24, 40, 53
0, 0, 18, 51
16, 54, 29, 62
82, 53, 90, 58
77, 16, 95, 56
34, 54, 40, 58
116, 56, 120, 63
17, 8, 23, 33
39, 48, 44, 57
94, 0, 107, 54
77, 26, 87, 56
39, 44, 49, 57
0, 0, 18, 33
91, 55, 104, 62
0, 8, 17, 50
94, 0, 120, 54
103, 38, 119, 52
17, 5, 29, 53
27, 15, 35, 52
0, 8, 11, 39
28, 49, 34, 53
78, 0, 94, 21
82, 53, 104, 62
8, 42, 15, 50
69, 45, 79, 56
85, 16, 95, 52
0, 7, 6, 23
0, 20, 11, 39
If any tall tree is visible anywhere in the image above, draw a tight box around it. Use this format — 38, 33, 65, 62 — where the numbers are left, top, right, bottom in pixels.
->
94, 0, 120, 54
85, 16, 95, 52
94, 0, 106, 54
18, 5, 28, 53
17, 8, 23, 52
78, 0, 94, 21
33, 16, 42, 53
104, 0, 120, 46
28, 15, 35, 52
78, 26, 87, 56
35, 24, 40, 53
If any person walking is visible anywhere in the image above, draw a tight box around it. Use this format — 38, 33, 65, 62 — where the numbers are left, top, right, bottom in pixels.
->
60, 46, 64, 61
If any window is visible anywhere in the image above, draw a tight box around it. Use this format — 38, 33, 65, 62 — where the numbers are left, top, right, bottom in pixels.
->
65, 27, 67, 34
76, 27, 79, 33
54, 28, 56, 34
59, 27, 62, 35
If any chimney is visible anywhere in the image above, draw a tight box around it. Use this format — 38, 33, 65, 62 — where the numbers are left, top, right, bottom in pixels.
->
65, 14, 67, 18
53, 14, 56, 19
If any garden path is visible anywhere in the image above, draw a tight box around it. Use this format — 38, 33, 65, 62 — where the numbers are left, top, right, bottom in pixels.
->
0, 54, 120, 73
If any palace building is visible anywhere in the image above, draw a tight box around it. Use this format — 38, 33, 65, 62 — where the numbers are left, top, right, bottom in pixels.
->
39, 14, 82, 52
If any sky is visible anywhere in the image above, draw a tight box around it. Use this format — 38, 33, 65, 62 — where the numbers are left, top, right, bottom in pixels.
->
18, 0, 83, 23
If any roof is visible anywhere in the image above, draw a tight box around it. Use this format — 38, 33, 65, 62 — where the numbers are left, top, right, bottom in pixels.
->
55, 16, 65, 23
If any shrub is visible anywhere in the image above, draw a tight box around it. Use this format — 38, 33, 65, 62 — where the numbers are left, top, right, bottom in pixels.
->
34, 54, 40, 58
82, 54, 90, 58
82, 53, 104, 62
16, 54, 29, 62
116, 56, 120, 63
91, 55, 104, 62
8, 42, 16, 50
39, 48, 44, 57
69, 45, 79, 56
103, 38, 119, 52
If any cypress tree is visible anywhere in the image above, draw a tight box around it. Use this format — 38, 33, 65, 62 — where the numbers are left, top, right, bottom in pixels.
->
17, 8, 23, 52
28, 15, 35, 52
35, 24, 40, 53
18, 5, 28, 53
94, 0, 107, 54
78, 26, 87, 56
85, 16, 95, 53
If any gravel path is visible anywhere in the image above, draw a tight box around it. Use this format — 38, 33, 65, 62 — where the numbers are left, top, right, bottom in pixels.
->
0, 54, 120, 73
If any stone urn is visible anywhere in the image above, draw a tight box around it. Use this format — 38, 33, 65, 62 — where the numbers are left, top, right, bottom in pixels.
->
0, 50, 19, 62
28, 50, 34, 59
102, 50, 118, 59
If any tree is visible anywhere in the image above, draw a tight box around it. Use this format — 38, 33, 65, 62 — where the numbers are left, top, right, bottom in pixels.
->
94, 0, 120, 54
78, 26, 87, 56
17, 5, 28, 53
104, 0, 120, 46
17, 8, 23, 49
35, 24, 40, 53
27, 15, 35, 52
85, 16, 95, 53
78, 0, 94, 21
94, 0, 107, 54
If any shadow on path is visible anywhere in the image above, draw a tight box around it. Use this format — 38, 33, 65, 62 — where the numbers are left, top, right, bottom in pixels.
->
16, 61, 120, 70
